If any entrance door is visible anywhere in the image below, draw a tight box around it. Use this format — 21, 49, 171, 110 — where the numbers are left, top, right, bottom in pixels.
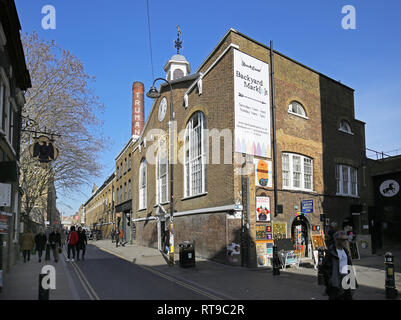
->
291, 215, 310, 258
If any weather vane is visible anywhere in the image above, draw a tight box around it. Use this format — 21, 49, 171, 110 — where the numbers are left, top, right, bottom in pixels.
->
174, 25, 182, 54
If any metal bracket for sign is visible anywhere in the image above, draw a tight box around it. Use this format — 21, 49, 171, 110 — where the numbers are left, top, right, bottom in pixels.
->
21, 115, 62, 138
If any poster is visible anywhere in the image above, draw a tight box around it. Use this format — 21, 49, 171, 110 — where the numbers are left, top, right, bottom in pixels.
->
255, 225, 268, 240
227, 243, 240, 256
272, 222, 287, 240
256, 196, 270, 222
234, 49, 271, 157
256, 240, 274, 267
312, 234, 326, 249
254, 158, 273, 188
0, 183, 12, 207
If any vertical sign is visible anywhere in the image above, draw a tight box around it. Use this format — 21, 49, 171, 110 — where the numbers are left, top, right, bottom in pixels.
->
254, 158, 273, 188
234, 50, 270, 157
132, 82, 145, 136
0, 183, 12, 207
256, 196, 271, 222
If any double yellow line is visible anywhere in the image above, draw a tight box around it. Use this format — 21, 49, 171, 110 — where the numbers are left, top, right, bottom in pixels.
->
63, 250, 100, 300
98, 246, 222, 300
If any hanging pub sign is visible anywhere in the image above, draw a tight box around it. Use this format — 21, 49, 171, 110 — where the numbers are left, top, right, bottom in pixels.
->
29, 135, 59, 164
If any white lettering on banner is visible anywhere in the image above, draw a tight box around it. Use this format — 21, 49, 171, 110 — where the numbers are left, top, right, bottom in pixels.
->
233, 50, 271, 158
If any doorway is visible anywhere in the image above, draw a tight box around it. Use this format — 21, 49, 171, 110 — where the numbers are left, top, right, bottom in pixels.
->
291, 215, 310, 258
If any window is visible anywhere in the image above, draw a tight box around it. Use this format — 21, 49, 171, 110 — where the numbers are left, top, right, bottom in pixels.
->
128, 153, 131, 170
116, 166, 119, 180
139, 159, 147, 209
336, 165, 358, 196
282, 153, 313, 191
123, 182, 127, 202
173, 68, 184, 80
288, 101, 307, 118
128, 180, 131, 199
116, 187, 119, 204
156, 142, 168, 204
338, 120, 352, 134
184, 112, 206, 197
124, 158, 127, 173
0, 81, 5, 132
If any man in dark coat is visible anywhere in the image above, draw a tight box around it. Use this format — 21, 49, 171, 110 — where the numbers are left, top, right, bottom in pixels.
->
76, 226, 88, 261
321, 230, 358, 300
34, 229, 47, 263
49, 227, 62, 262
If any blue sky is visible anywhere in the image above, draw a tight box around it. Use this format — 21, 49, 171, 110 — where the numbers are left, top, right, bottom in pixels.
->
14, 0, 401, 216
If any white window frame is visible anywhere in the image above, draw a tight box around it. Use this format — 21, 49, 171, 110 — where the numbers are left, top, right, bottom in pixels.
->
0, 67, 10, 136
156, 142, 169, 204
184, 112, 207, 198
139, 159, 147, 210
336, 164, 358, 197
282, 153, 314, 192
288, 101, 308, 119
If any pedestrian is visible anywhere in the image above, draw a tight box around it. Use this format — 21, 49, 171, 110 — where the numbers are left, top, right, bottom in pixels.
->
65, 226, 78, 262
115, 229, 120, 247
119, 229, 125, 247
111, 229, 115, 243
321, 230, 358, 300
76, 226, 88, 261
34, 229, 47, 262
49, 227, 62, 262
20, 229, 35, 263
325, 221, 338, 247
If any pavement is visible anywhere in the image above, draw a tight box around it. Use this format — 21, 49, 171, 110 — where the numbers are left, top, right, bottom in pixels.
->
1, 239, 400, 300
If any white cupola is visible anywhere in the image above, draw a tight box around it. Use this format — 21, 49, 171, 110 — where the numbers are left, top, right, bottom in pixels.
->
163, 26, 191, 81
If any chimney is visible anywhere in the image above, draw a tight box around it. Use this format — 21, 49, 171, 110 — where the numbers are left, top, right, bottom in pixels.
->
132, 82, 145, 137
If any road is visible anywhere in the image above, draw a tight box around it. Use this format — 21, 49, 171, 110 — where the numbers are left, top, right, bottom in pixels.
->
63, 244, 218, 300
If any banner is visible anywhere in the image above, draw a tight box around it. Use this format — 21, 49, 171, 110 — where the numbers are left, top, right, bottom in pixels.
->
254, 158, 272, 188
234, 50, 270, 157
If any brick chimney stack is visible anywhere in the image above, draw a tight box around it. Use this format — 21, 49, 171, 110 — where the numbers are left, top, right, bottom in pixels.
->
132, 82, 145, 137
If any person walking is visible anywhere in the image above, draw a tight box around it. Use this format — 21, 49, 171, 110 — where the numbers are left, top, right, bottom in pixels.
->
115, 229, 120, 247
111, 229, 115, 243
20, 229, 35, 263
76, 226, 88, 261
49, 227, 62, 262
34, 229, 47, 263
325, 221, 338, 248
119, 229, 126, 247
321, 230, 358, 300
65, 226, 78, 262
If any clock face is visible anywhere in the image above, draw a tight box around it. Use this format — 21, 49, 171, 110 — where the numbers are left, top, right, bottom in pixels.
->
158, 97, 167, 122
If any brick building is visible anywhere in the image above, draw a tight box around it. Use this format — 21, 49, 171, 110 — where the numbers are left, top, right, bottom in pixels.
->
83, 28, 369, 267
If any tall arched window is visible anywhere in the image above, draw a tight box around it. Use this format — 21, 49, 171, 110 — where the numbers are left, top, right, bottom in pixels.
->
156, 141, 168, 204
288, 101, 307, 118
139, 159, 147, 209
184, 112, 206, 197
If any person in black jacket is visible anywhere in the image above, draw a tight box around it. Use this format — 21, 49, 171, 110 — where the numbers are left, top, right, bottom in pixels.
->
49, 227, 62, 262
34, 229, 47, 263
320, 230, 358, 300
76, 226, 88, 261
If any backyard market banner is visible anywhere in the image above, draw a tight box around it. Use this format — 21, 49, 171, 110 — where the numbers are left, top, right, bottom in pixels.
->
234, 49, 271, 158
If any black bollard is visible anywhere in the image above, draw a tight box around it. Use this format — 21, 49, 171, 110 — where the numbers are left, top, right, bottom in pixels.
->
317, 248, 325, 285
38, 273, 49, 300
272, 245, 280, 275
384, 252, 398, 299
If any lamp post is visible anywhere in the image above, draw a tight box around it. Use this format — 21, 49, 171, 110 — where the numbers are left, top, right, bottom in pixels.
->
146, 78, 175, 266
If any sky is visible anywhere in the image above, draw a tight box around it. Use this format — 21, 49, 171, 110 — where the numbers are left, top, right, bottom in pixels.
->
14, 0, 401, 216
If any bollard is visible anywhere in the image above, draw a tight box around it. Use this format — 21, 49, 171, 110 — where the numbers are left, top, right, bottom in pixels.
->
272, 245, 280, 276
317, 248, 325, 285
384, 252, 398, 299
38, 273, 49, 300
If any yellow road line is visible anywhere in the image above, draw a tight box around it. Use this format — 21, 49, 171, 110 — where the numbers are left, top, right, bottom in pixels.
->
97, 246, 221, 300
63, 249, 100, 300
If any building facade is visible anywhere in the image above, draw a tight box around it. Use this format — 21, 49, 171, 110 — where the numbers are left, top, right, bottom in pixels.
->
82, 28, 370, 267
0, 0, 31, 275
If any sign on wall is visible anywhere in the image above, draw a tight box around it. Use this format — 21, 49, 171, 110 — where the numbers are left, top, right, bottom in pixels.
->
0, 183, 12, 207
272, 222, 287, 240
256, 240, 274, 268
301, 200, 313, 214
256, 196, 270, 222
254, 158, 273, 188
234, 49, 271, 158
379, 180, 400, 197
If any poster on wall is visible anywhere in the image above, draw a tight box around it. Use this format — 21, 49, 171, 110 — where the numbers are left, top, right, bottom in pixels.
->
272, 222, 287, 240
256, 196, 271, 222
234, 49, 271, 158
254, 158, 273, 188
256, 240, 274, 267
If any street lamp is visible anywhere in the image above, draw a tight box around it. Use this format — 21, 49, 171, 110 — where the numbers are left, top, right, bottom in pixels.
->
146, 78, 175, 266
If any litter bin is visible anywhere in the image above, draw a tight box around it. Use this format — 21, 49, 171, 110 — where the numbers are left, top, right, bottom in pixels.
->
179, 241, 195, 268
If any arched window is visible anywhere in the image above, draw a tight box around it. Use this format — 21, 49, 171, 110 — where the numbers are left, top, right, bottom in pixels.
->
338, 120, 352, 134
288, 101, 307, 118
139, 159, 147, 209
173, 68, 184, 80
184, 112, 206, 197
156, 141, 168, 204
